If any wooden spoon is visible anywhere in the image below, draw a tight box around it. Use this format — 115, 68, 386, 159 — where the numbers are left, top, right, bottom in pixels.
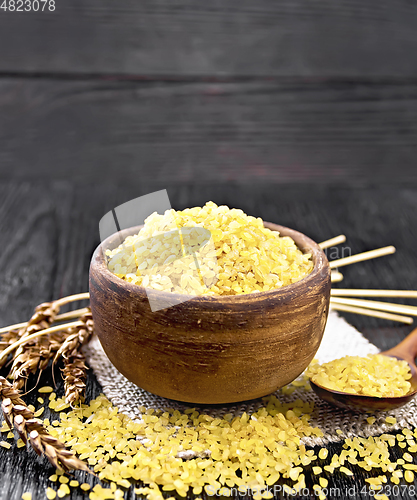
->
310, 327, 417, 411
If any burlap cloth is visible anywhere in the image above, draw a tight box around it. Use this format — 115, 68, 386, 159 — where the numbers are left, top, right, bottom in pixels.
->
84, 310, 417, 451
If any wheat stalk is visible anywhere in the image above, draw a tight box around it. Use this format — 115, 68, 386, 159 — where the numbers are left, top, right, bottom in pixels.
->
0, 376, 91, 474
54, 311, 94, 406
62, 353, 89, 407
8, 302, 62, 388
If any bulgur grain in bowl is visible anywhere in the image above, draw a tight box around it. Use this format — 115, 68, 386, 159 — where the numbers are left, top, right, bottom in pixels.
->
89, 203, 330, 404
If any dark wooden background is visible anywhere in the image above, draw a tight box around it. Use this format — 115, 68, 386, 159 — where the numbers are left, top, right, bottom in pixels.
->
0, 0, 416, 184
1, 1, 417, 499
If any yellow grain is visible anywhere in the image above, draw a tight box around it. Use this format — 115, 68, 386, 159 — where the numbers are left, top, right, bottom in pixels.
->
308, 355, 411, 398
38, 386, 54, 393
106, 202, 313, 295
46, 488, 57, 500
319, 477, 328, 488
34, 407, 44, 418
339, 466, 353, 476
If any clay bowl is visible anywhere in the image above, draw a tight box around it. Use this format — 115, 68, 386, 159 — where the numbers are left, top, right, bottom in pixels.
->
89, 222, 331, 405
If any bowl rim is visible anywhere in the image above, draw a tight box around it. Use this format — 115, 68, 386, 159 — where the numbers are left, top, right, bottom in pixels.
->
91, 221, 330, 303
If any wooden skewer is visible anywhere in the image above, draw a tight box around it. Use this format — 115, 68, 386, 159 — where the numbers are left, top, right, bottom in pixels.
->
330, 271, 344, 283
329, 246, 396, 269
0, 307, 90, 335
0, 321, 84, 364
330, 297, 417, 317
331, 289, 417, 299
330, 302, 413, 324
319, 235, 347, 250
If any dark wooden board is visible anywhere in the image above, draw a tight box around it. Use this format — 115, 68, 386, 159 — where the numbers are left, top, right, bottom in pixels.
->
0, 0, 417, 78
1, 79, 417, 184
1, 181, 417, 499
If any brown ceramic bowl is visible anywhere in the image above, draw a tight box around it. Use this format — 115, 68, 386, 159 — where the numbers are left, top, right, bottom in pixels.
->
89, 222, 331, 404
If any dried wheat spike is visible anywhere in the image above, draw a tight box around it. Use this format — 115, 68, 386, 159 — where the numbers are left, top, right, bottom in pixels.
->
9, 302, 63, 388
0, 376, 91, 474
63, 352, 88, 407
10, 331, 69, 390
54, 311, 94, 406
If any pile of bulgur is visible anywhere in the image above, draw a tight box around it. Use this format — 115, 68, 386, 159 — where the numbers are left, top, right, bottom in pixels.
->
106, 202, 313, 295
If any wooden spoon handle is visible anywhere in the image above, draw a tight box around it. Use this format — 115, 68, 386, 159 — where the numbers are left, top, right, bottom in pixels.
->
382, 327, 417, 364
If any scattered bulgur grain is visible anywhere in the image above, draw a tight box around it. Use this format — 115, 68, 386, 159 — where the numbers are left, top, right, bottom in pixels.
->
34, 407, 44, 417
405, 470, 414, 482
21, 493, 32, 500
0, 441, 11, 449
80, 484, 91, 491
367, 417, 376, 425
57, 484, 70, 497
46, 487, 57, 500
37, 379, 417, 500
38, 386, 53, 393
386, 416, 397, 425
37, 397, 44, 404
339, 466, 353, 476
319, 477, 328, 488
